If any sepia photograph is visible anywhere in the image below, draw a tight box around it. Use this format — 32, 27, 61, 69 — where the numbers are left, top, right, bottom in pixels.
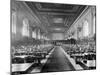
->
11, 0, 96, 75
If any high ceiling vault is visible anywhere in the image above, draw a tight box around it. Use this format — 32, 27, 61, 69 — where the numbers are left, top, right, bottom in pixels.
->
25, 2, 86, 33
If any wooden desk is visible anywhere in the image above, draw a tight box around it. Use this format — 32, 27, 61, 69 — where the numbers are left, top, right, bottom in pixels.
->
12, 63, 33, 72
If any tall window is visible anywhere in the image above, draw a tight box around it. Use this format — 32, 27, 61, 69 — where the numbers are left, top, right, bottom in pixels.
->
93, 16, 96, 34
12, 11, 16, 34
83, 20, 89, 37
38, 29, 40, 39
32, 30, 36, 39
22, 18, 29, 37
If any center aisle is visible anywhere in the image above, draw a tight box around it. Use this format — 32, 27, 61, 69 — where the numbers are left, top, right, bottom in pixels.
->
41, 46, 75, 72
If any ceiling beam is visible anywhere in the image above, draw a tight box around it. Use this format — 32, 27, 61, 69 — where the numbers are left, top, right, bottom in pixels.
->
39, 12, 75, 16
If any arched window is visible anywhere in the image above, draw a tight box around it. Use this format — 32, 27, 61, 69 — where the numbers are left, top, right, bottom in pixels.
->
12, 11, 16, 34
83, 20, 89, 37
22, 18, 29, 37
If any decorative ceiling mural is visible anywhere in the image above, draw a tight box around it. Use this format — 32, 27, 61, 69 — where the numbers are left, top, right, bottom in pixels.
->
25, 2, 86, 33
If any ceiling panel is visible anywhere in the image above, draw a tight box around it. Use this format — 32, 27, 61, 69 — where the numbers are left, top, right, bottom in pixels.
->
35, 3, 80, 13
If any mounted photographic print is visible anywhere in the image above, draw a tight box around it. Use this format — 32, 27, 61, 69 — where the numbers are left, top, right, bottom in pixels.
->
11, 0, 96, 75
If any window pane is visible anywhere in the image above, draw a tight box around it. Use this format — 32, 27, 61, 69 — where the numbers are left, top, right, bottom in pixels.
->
22, 18, 29, 37
83, 20, 89, 37
12, 11, 16, 34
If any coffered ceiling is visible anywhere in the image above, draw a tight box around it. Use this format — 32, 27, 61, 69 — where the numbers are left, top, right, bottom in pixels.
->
25, 1, 86, 33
